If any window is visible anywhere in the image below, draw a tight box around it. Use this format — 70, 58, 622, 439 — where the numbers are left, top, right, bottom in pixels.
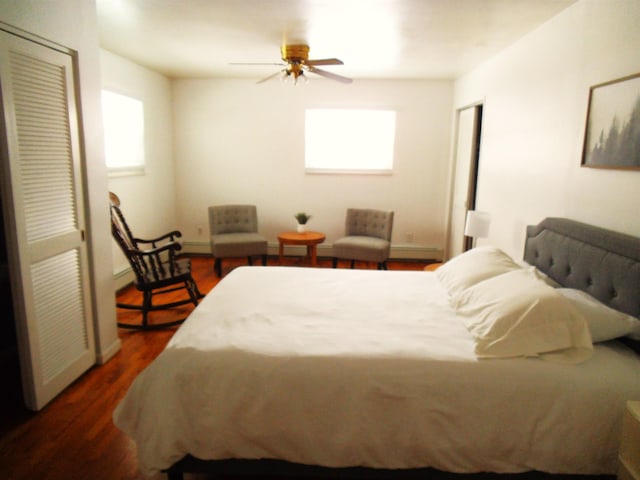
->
101, 90, 145, 176
305, 109, 396, 174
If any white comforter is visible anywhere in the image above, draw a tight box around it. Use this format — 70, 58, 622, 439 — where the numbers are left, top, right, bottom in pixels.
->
113, 266, 640, 476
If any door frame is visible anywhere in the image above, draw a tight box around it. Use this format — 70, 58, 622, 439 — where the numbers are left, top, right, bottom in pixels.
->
444, 102, 484, 260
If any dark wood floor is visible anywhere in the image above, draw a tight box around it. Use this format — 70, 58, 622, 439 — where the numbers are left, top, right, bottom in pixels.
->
0, 255, 432, 480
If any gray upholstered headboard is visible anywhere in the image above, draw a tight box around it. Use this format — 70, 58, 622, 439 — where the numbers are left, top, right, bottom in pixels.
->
523, 218, 640, 319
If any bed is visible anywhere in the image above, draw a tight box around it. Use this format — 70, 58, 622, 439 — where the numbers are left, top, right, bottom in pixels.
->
113, 218, 640, 479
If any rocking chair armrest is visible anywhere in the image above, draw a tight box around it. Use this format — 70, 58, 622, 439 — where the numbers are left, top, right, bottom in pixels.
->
134, 230, 183, 245
126, 240, 183, 257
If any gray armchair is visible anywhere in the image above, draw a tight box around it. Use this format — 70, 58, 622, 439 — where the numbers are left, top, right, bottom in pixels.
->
332, 208, 394, 270
208, 205, 268, 277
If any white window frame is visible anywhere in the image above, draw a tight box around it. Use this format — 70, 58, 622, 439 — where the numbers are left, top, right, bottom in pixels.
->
304, 109, 396, 174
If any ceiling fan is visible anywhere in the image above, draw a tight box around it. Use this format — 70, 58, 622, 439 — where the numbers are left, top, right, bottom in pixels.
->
231, 44, 353, 85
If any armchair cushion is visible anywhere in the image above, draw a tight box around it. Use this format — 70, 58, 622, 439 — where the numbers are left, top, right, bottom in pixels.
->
210, 232, 267, 258
333, 236, 391, 263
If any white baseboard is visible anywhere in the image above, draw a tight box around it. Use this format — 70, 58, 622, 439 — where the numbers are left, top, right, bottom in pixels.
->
95, 338, 121, 365
388, 244, 443, 260
182, 241, 211, 255
113, 265, 135, 291
112, 242, 443, 293
181, 241, 443, 261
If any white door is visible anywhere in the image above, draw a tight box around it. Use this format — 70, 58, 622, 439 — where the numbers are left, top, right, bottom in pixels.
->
446, 105, 482, 260
0, 30, 95, 410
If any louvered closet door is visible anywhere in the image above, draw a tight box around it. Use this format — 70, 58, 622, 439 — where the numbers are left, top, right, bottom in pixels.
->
0, 30, 95, 410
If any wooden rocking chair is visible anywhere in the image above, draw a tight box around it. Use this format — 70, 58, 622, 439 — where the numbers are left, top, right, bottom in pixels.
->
110, 193, 204, 329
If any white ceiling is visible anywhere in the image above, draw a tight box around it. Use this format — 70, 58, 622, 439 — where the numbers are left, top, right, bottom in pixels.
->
96, 0, 576, 81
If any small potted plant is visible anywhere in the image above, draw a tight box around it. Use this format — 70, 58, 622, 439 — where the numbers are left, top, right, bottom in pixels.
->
294, 212, 311, 233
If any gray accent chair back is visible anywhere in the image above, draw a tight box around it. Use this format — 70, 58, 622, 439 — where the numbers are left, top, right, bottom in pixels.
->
332, 208, 394, 270
208, 205, 268, 276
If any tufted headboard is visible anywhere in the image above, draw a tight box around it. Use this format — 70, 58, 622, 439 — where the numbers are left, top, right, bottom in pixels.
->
523, 218, 640, 319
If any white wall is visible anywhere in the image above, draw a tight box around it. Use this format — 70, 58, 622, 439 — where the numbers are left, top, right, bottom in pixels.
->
453, 0, 640, 260
172, 78, 453, 259
0, 0, 119, 362
101, 49, 177, 283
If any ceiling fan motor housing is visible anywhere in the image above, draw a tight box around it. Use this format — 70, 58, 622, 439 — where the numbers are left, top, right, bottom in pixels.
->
281, 44, 309, 79
281, 44, 310, 63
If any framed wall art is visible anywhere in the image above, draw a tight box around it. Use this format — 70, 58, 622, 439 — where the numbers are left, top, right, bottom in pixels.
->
581, 72, 640, 170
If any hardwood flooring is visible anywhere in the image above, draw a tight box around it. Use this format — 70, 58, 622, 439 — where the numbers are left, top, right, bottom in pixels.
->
0, 255, 431, 480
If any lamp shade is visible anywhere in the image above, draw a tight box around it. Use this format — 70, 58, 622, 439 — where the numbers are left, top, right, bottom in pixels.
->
464, 210, 491, 238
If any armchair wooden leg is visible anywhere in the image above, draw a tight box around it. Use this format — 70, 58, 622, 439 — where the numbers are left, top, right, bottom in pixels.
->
332, 258, 338, 268
350, 260, 355, 269
214, 258, 222, 277
261, 254, 267, 266
247, 256, 254, 266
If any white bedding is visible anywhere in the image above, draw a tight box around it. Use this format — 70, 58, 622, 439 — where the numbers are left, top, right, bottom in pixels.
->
113, 266, 640, 476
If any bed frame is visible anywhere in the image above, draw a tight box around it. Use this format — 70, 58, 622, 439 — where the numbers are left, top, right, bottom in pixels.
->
164, 217, 640, 480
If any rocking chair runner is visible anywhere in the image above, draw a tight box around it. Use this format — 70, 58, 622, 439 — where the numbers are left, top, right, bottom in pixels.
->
110, 193, 204, 329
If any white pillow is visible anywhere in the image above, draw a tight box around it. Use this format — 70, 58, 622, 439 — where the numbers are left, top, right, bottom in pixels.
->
557, 288, 640, 342
454, 269, 593, 364
517, 262, 561, 288
436, 246, 522, 299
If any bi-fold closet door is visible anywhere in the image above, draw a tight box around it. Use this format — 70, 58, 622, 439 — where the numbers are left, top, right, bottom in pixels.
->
0, 29, 95, 410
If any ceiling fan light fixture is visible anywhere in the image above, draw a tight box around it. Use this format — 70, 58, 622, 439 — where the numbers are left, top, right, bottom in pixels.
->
235, 44, 352, 85
279, 62, 307, 85
293, 70, 308, 86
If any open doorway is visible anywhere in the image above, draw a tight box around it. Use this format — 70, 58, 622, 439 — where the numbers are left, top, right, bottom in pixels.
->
0, 197, 26, 430
446, 104, 483, 259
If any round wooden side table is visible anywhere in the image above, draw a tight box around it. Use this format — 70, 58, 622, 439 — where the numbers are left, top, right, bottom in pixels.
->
277, 231, 326, 266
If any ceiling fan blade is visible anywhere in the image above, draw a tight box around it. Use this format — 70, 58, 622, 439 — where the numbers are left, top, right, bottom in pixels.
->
305, 58, 344, 66
307, 66, 353, 84
256, 69, 286, 84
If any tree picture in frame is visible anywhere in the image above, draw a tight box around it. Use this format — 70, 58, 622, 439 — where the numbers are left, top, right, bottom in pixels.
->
582, 72, 640, 170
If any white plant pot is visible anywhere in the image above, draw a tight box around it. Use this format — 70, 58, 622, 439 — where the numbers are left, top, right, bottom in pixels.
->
297, 223, 306, 233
